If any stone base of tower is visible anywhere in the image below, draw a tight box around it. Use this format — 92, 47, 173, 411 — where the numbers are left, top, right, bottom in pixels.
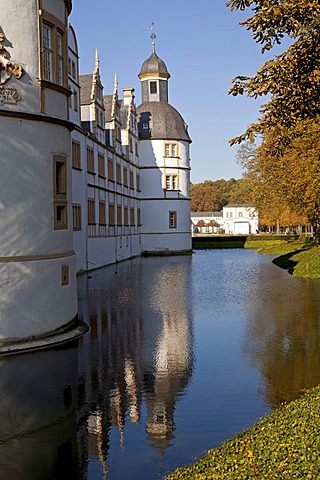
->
141, 233, 192, 257
0, 316, 89, 356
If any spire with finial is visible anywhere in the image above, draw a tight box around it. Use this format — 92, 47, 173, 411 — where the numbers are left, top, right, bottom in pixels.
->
150, 22, 156, 53
113, 72, 118, 95
95, 49, 99, 71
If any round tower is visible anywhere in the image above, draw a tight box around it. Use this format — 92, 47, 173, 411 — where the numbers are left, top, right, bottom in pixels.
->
0, 0, 85, 352
136, 39, 192, 256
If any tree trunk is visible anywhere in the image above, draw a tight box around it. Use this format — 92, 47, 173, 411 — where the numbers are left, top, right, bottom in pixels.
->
310, 204, 320, 244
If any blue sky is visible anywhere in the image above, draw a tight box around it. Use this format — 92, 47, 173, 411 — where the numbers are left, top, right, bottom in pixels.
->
70, 0, 287, 183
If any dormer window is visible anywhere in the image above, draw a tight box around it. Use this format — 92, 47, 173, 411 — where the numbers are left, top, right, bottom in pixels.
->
150, 81, 157, 94
142, 123, 149, 129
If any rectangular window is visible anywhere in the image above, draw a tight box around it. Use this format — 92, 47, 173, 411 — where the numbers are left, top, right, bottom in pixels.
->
123, 167, 128, 187
169, 211, 177, 229
164, 143, 178, 157
137, 208, 141, 226
130, 207, 135, 226
72, 204, 82, 230
87, 148, 95, 173
124, 207, 129, 226
56, 31, 63, 85
98, 153, 105, 177
136, 173, 141, 192
99, 201, 106, 225
239, 212, 243, 217
165, 174, 178, 190
117, 205, 122, 226
42, 19, 65, 86
53, 155, 68, 230
72, 141, 81, 169
73, 89, 78, 111
88, 198, 95, 225
43, 24, 53, 82
116, 163, 122, 184
108, 159, 114, 181
109, 204, 115, 225
72, 60, 76, 79
129, 171, 134, 189
150, 81, 157, 94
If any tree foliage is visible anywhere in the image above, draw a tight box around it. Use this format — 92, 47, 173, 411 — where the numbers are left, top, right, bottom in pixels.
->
190, 178, 252, 212
226, 0, 320, 144
237, 120, 320, 236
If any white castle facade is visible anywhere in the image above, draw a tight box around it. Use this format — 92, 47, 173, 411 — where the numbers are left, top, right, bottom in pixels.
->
0, 0, 191, 351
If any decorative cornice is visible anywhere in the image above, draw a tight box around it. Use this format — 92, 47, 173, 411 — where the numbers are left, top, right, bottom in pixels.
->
138, 72, 170, 80
0, 109, 75, 131
0, 250, 75, 263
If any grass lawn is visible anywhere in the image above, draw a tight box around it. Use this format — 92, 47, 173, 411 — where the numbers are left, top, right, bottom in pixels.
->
245, 239, 320, 279
165, 386, 320, 479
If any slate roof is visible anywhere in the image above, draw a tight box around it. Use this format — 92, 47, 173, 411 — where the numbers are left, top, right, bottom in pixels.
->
139, 49, 170, 77
191, 212, 223, 217
120, 100, 129, 128
224, 204, 254, 208
103, 95, 113, 122
136, 102, 191, 142
79, 75, 93, 105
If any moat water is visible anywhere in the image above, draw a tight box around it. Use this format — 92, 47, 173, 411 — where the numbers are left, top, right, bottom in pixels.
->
1, 249, 320, 479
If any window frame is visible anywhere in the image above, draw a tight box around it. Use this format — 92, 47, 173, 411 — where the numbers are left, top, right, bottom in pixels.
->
53, 154, 68, 230
169, 211, 177, 229
41, 12, 67, 87
164, 142, 179, 158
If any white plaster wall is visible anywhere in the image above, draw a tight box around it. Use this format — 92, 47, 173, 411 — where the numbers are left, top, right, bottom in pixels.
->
87, 235, 141, 270
0, 116, 77, 340
142, 233, 191, 253
1, 0, 41, 114
0, 255, 77, 340
1, 119, 73, 256
139, 138, 191, 253
45, 89, 69, 119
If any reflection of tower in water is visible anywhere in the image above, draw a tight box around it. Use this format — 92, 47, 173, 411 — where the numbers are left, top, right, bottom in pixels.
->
76, 256, 194, 476
142, 258, 194, 452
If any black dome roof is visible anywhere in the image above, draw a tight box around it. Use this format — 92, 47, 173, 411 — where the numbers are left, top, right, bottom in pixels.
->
138, 50, 170, 78
136, 102, 191, 142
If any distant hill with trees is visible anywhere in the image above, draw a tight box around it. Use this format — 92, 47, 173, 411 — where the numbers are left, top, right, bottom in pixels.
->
190, 178, 252, 212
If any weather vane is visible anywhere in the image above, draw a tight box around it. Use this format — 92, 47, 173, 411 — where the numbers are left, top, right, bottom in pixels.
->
150, 22, 156, 51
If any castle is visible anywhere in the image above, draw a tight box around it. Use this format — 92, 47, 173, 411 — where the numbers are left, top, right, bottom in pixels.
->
0, 0, 191, 351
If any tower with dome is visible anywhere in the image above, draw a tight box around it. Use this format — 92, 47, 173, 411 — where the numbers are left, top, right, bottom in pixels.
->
136, 32, 192, 256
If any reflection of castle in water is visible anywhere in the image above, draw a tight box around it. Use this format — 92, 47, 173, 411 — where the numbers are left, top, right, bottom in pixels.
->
77, 256, 194, 475
0, 347, 79, 480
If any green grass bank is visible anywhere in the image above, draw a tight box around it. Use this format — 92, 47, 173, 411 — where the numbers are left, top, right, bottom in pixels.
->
165, 386, 320, 479
192, 235, 320, 279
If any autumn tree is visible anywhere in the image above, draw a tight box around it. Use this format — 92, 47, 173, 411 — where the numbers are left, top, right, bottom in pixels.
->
190, 178, 252, 212
238, 121, 320, 236
227, 0, 320, 145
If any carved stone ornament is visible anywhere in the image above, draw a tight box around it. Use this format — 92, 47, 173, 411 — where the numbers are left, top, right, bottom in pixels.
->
0, 30, 23, 91
0, 87, 21, 106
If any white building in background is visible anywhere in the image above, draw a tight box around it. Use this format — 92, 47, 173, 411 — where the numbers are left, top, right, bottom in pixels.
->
191, 204, 259, 235
136, 44, 192, 256
0, 0, 83, 351
223, 204, 258, 234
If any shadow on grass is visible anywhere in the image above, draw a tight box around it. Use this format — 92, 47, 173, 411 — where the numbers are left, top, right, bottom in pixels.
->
272, 248, 307, 274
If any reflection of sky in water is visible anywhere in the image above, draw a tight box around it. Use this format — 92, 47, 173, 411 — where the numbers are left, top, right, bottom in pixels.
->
1, 250, 320, 480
